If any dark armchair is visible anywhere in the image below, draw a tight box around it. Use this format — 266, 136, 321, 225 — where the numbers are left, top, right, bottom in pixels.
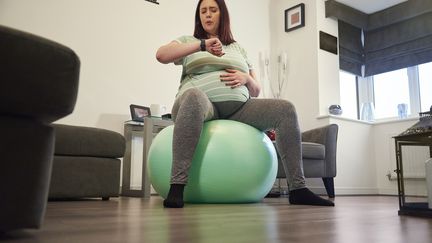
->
275, 124, 338, 197
0, 25, 80, 232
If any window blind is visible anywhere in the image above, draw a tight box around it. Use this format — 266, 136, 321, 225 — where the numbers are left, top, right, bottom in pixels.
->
326, 0, 432, 77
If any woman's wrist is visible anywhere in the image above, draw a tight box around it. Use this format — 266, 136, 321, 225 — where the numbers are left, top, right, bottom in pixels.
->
200, 39, 206, 52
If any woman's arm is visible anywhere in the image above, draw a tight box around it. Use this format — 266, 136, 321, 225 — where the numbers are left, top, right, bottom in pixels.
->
156, 38, 224, 64
156, 41, 200, 64
220, 69, 261, 97
246, 70, 261, 97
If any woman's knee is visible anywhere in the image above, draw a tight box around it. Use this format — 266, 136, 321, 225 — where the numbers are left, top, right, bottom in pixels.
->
276, 100, 297, 116
182, 88, 207, 103
173, 88, 212, 121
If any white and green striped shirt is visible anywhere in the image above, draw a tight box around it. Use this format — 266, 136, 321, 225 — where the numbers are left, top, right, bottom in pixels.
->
174, 35, 252, 103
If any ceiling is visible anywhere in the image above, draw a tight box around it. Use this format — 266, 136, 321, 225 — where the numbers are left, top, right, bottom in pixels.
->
335, 0, 407, 14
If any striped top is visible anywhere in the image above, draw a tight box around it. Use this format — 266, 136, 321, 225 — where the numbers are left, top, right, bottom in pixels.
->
174, 36, 252, 103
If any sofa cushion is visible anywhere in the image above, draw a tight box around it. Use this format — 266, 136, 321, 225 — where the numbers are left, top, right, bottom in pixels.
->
53, 124, 125, 158
302, 142, 325, 160
49, 156, 121, 199
0, 25, 80, 123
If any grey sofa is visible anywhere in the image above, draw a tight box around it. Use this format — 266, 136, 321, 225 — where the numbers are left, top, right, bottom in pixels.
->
275, 124, 338, 197
0, 25, 80, 232
49, 124, 125, 200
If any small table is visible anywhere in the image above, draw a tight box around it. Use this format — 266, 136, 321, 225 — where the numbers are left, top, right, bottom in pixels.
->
121, 117, 173, 198
394, 131, 432, 217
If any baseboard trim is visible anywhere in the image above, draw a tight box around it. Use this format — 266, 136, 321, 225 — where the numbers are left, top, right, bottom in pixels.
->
308, 186, 380, 196
378, 188, 398, 195
122, 185, 392, 197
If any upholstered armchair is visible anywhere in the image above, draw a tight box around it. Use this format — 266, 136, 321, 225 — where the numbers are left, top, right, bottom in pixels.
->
274, 124, 338, 198
0, 25, 80, 232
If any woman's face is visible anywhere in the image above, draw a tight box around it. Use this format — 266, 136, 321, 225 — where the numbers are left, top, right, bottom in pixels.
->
199, 0, 220, 37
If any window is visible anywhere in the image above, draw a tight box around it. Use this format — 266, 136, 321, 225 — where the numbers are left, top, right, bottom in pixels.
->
339, 61, 432, 121
339, 71, 358, 119
373, 68, 410, 119
418, 63, 432, 112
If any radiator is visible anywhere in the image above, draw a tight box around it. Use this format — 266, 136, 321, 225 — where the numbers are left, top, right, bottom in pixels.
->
387, 137, 431, 180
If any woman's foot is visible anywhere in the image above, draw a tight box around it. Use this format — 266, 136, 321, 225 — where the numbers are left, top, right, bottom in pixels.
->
289, 188, 334, 206
163, 184, 185, 208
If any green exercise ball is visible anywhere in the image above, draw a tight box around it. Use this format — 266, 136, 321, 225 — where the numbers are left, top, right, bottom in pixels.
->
147, 120, 277, 203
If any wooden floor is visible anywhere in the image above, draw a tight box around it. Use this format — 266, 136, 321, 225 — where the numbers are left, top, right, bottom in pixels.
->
2, 196, 432, 243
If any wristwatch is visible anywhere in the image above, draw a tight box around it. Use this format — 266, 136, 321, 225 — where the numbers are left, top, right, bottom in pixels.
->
200, 39, 206, 51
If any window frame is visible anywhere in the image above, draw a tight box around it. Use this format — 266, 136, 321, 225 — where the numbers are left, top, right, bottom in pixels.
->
339, 70, 360, 120
342, 65, 426, 121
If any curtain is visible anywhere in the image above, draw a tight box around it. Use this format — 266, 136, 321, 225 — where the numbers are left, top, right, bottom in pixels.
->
326, 0, 432, 77
338, 21, 363, 76
364, 11, 432, 76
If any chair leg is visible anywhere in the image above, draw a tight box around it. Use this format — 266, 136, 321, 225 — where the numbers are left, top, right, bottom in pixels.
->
265, 179, 281, 198
322, 177, 335, 198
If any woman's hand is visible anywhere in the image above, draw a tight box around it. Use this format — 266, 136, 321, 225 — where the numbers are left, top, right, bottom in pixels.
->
220, 69, 249, 88
205, 38, 225, 57
220, 69, 261, 97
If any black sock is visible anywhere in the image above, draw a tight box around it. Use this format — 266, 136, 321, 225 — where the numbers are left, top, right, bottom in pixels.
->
163, 184, 185, 208
289, 188, 334, 206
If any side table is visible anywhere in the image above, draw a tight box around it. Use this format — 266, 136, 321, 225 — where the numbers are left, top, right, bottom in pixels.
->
394, 131, 432, 217
121, 117, 173, 198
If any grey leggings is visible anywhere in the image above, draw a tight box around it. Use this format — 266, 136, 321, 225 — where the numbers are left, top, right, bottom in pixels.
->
170, 88, 305, 191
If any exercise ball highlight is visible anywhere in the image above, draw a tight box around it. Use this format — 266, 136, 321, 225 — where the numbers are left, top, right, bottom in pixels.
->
148, 120, 277, 203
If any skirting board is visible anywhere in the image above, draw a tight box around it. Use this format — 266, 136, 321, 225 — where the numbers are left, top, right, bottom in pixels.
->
378, 188, 399, 195
309, 186, 380, 196
120, 185, 385, 196
272, 183, 380, 196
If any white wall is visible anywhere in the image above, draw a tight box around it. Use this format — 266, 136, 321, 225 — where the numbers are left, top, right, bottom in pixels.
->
328, 118, 378, 194
1, 0, 419, 196
373, 118, 420, 195
268, 0, 414, 196
269, 0, 339, 129
270, 0, 320, 130
316, 0, 340, 117
0, 0, 271, 134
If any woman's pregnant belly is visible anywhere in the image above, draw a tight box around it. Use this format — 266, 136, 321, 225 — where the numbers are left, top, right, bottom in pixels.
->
177, 70, 250, 103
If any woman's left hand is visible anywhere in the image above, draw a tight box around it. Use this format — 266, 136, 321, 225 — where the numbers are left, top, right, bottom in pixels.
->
220, 69, 249, 88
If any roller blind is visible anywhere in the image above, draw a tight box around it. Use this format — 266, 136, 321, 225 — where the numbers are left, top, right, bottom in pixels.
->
338, 20, 363, 76
326, 0, 432, 77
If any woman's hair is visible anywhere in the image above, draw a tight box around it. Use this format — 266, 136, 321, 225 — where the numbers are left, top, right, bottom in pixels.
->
193, 0, 235, 45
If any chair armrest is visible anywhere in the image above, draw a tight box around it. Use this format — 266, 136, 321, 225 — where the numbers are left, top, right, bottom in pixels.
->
53, 124, 126, 158
302, 124, 338, 177
0, 25, 80, 123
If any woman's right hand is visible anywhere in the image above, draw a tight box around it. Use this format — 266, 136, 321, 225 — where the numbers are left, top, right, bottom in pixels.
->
205, 38, 225, 57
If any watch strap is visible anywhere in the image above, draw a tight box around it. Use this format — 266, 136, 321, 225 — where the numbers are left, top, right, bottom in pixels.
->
200, 39, 206, 52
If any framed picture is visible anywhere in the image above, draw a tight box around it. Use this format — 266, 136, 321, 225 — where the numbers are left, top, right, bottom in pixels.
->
130, 104, 151, 122
285, 3, 305, 32
319, 31, 338, 55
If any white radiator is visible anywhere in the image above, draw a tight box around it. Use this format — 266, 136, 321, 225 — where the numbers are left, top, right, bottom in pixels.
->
387, 137, 431, 180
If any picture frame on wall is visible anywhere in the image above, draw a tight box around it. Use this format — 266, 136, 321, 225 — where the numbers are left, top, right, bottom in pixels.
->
285, 3, 305, 32
319, 31, 338, 55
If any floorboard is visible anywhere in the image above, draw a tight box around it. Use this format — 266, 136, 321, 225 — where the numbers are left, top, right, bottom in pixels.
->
1, 196, 432, 243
